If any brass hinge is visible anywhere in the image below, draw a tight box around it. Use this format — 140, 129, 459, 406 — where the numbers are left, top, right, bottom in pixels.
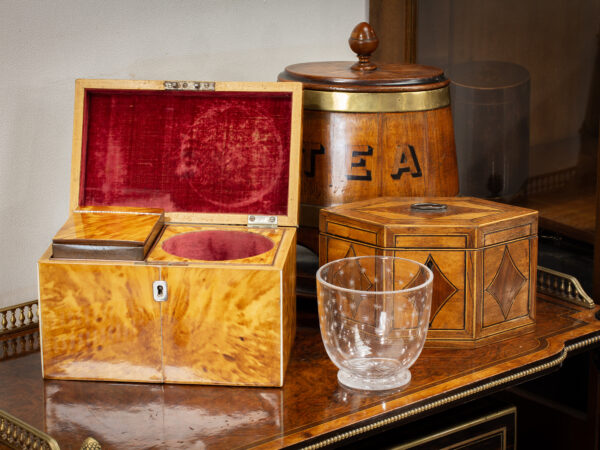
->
248, 215, 278, 228
164, 81, 215, 91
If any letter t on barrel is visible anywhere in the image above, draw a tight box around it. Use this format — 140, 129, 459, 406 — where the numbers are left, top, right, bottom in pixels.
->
303, 143, 325, 178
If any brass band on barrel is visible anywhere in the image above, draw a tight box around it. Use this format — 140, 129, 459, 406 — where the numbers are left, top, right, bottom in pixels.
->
303, 87, 450, 113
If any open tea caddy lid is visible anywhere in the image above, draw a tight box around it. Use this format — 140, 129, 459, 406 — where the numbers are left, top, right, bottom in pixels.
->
69, 79, 302, 227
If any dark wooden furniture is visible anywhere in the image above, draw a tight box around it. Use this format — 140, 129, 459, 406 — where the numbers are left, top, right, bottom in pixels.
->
369, 0, 417, 64
1, 294, 600, 449
593, 132, 600, 300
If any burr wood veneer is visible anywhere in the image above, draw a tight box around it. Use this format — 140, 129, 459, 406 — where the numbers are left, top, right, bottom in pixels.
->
51, 205, 164, 260
39, 226, 297, 386
37, 79, 302, 387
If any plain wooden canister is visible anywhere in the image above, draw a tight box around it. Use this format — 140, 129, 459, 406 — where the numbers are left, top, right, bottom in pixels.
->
278, 23, 459, 251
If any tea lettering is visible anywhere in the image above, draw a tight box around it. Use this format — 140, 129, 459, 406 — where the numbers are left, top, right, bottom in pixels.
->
302, 143, 325, 178
346, 145, 373, 181
391, 144, 422, 180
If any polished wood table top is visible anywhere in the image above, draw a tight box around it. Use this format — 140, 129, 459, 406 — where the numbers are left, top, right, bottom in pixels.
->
1, 295, 600, 449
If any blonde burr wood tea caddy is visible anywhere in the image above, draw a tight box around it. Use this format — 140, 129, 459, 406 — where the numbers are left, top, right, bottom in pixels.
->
37, 79, 302, 386
319, 197, 538, 346
279, 22, 459, 251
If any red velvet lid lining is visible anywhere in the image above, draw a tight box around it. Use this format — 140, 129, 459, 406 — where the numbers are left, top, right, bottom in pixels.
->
79, 89, 293, 216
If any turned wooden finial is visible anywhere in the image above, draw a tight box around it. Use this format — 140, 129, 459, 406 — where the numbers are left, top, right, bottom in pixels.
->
349, 22, 378, 72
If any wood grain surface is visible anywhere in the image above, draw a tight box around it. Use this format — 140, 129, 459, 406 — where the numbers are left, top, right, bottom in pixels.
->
518, 188, 596, 245
300, 109, 458, 209
279, 47, 456, 253
298, 110, 458, 245
320, 196, 538, 249
53, 207, 163, 245
52, 206, 164, 260
380, 107, 457, 197
38, 260, 163, 382
277, 20, 442, 92
595, 135, 600, 301
161, 264, 289, 386
0, 296, 599, 449
278, 62, 447, 93
320, 197, 538, 345
369, 0, 417, 64
38, 226, 297, 386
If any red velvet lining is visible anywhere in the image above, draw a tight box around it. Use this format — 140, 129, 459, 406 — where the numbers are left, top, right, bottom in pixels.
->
162, 230, 274, 261
80, 90, 292, 216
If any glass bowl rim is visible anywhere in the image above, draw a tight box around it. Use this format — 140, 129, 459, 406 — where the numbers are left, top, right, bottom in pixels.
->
316, 255, 433, 295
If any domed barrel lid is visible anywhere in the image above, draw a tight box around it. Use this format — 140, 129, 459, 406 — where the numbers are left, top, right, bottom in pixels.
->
278, 22, 448, 93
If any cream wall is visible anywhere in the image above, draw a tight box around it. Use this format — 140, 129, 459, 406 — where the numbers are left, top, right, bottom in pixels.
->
0, 0, 367, 308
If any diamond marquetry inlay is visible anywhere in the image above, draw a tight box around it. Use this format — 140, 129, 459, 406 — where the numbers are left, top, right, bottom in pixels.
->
424, 255, 458, 324
344, 245, 357, 258
357, 199, 501, 222
486, 246, 527, 318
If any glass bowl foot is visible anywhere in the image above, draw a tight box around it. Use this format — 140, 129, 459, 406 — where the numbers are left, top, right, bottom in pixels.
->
337, 368, 411, 391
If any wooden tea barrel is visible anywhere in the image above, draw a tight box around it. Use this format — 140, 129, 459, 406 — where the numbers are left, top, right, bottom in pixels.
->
279, 23, 458, 252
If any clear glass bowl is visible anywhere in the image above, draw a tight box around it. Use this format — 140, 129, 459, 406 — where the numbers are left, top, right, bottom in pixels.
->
316, 256, 433, 391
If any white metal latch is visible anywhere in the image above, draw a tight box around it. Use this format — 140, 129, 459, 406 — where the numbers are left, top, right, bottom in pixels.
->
248, 215, 278, 228
153, 281, 168, 302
